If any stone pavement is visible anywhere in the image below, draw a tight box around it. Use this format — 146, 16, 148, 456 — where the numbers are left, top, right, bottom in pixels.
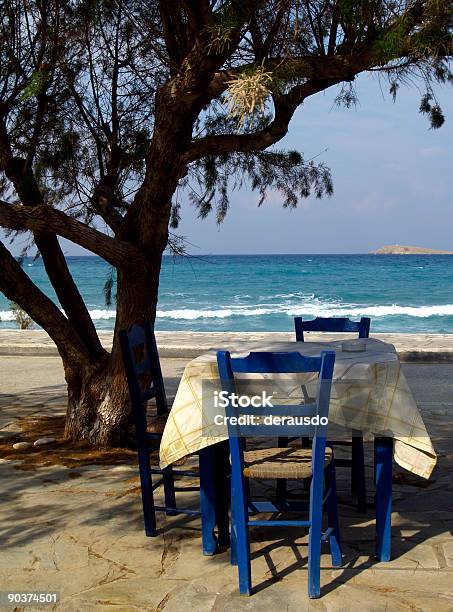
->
1, 356, 453, 611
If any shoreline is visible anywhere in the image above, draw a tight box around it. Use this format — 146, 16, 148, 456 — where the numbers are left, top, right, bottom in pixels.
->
2, 329, 453, 362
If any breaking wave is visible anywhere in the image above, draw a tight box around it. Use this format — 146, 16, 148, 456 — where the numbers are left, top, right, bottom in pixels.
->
2, 303, 453, 323
153, 303, 453, 320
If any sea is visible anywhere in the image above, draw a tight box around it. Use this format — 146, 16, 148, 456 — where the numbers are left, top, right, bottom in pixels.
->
1, 254, 453, 333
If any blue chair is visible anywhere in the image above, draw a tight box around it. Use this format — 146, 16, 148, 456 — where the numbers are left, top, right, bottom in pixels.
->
217, 350, 342, 598
294, 316, 370, 513
294, 316, 370, 342
119, 323, 200, 537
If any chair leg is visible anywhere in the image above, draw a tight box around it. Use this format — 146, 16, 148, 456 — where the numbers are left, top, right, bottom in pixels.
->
276, 437, 288, 502
301, 437, 312, 491
325, 462, 342, 567
301, 436, 311, 448
352, 434, 367, 513
230, 501, 238, 566
308, 475, 323, 598
351, 449, 357, 494
215, 441, 231, 549
275, 479, 287, 502
231, 473, 251, 595
162, 466, 177, 516
137, 448, 157, 537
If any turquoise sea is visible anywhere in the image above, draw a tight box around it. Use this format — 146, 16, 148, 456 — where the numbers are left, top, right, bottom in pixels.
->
1, 254, 453, 333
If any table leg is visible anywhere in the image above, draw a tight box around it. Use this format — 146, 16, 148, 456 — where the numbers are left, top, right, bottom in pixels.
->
199, 442, 230, 555
374, 436, 393, 561
199, 446, 218, 555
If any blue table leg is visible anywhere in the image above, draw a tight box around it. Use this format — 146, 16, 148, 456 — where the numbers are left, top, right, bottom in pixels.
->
374, 436, 393, 561
199, 442, 230, 555
199, 446, 218, 555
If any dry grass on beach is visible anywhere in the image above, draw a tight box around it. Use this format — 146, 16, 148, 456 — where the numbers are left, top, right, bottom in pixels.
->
0, 414, 142, 470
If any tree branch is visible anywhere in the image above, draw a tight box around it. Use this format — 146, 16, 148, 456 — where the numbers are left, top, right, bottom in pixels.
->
0, 201, 141, 267
158, 0, 184, 70
34, 235, 108, 361
182, 79, 340, 164
0, 112, 106, 360
0, 240, 94, 365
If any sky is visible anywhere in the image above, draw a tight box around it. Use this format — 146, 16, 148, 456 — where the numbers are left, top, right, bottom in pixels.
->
5, 73, 453, 256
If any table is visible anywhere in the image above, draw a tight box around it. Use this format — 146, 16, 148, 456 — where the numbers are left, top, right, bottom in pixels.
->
160, 338, 437, 560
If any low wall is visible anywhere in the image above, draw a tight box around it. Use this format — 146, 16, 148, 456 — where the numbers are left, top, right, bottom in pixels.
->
1, 330, 453, 362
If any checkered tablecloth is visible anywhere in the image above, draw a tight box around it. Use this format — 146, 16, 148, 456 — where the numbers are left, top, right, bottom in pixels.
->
159, 338, 437, 478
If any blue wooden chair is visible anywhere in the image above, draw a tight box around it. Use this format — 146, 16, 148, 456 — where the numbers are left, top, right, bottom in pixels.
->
119, 323, 200, 537
294, 316, 370, 513
217, 349, 342, 598
294, 316, 370, 342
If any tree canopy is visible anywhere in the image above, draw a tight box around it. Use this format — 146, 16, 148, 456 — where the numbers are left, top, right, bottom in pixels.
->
0, 0, 451, 445
1, 0, 452, 242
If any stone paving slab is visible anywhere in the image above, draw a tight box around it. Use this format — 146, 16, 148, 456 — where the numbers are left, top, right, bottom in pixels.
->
3, 330, 453, 361
1, 358, 453, 610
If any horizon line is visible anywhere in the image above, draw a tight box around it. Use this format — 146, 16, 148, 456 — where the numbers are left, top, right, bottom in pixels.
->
21, 251, 453, 258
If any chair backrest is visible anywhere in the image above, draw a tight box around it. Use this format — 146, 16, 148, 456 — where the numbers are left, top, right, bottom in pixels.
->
216, 350, 335, 486
119, 322, 167, 445
294, 316, 370, 342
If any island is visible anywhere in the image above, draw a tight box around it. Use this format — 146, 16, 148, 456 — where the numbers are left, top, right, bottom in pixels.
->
372, 244, 453, 255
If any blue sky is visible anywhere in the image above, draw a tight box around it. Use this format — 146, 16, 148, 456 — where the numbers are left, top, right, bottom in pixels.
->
5, 73, 453, 255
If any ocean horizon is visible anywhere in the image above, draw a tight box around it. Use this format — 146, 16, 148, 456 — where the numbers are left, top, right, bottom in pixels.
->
2, 253, 453, 333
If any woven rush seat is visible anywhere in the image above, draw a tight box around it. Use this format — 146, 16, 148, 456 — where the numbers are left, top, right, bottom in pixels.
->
243, 446, 332, 479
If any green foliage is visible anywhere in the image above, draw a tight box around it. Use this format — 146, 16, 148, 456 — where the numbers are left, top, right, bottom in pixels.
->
419, 93, 445, 128
9, 302, 34, 330
189, 149, 333, 224
21, 70, 49, 100
170, 202, 181, 229
389, 81, 399, 102
372, 15, 409, 64
204, 19, 238, 54
102, 267, 116, 307
334, 83, 359, 108
0, 0, 452, 236
271, 59, 312, 90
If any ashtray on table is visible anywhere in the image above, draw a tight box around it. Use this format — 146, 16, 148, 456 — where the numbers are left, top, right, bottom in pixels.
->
341, 339, 367, 352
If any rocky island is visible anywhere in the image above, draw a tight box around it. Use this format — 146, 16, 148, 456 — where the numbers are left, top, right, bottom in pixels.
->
372, 244, 453, 255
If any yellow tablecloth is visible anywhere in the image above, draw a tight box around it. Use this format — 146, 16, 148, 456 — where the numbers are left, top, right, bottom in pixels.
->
159, 338, 437, 478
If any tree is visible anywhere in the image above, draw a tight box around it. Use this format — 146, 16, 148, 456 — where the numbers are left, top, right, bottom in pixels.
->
9, 301, 33, 329
0, 0, 451, 445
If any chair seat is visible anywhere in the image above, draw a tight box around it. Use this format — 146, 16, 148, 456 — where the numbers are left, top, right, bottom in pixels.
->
243, 446, 332, 480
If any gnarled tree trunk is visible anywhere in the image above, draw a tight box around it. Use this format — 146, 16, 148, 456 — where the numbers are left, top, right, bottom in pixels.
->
63, 355, 131, 446
63, 253, 163, 445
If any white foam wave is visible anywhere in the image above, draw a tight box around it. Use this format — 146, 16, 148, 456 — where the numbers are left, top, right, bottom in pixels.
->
2, 302, 453, 323
274, 292, 315, 300
155, 308, 273, 319
153, 303, 453, 320
284, 304, 453, 318
0, 308, 117, 322
0, 311, 14, 321
87, 309, 117, 320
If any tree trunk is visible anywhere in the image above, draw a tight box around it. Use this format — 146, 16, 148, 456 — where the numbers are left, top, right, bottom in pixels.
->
64, 252, 163, 446
63, 354, 132, 446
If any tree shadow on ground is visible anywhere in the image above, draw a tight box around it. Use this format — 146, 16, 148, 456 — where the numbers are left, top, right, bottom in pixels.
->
1, 369, 452, 599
